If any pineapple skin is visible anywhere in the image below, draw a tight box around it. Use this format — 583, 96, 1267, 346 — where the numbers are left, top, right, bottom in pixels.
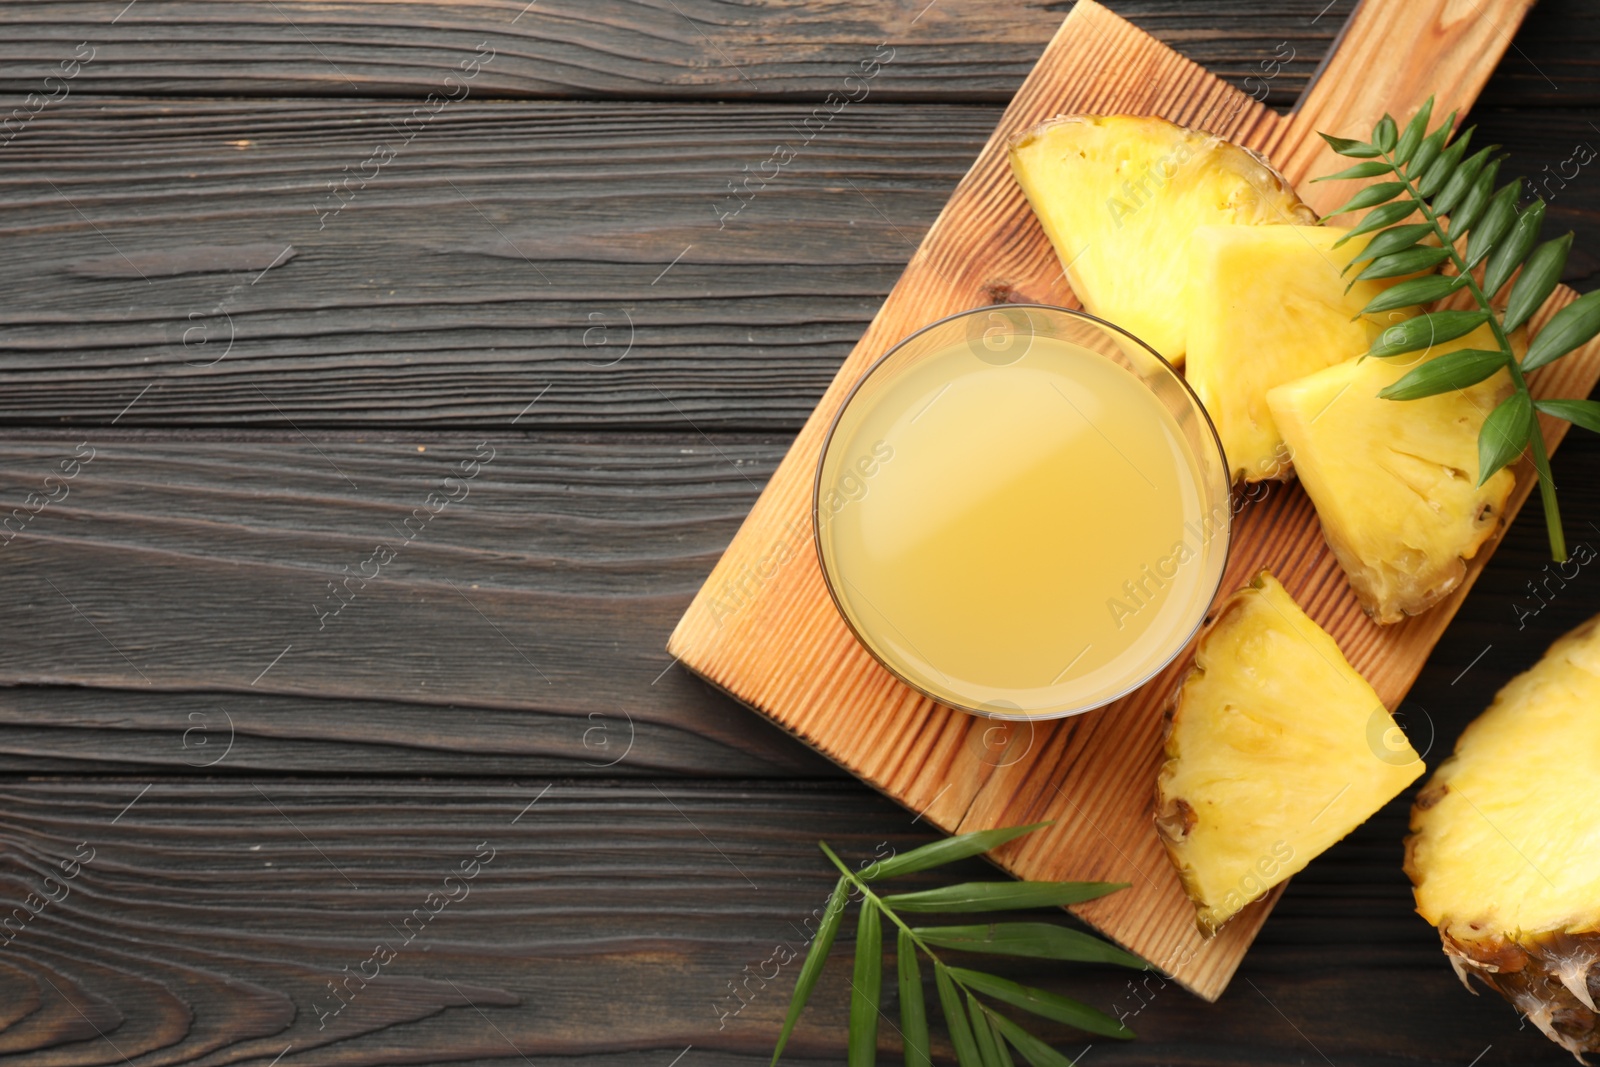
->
1184, 224, 1419, 483
1009, 115, 1313, 365
1406, 615, 1600, 1061
1157, 571, 1423, 935
1265, 325, 1519, 625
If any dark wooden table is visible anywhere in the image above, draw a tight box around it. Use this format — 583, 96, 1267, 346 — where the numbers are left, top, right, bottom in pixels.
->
1, 1, 1597, 1063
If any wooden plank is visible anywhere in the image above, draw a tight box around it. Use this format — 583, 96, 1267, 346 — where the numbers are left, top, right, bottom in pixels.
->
0, 779, 1572, 1065
667, 0, 1575, 1001
0, 425, 1592, 775
0, 433, 833, 777
0, 99, 981, 430
0, 99, 1592, 431
0, 0, 1352, 104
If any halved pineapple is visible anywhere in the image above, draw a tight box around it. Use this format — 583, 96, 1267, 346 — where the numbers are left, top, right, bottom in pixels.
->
1265, 324, 1519, 624
1157, 571, 1424, 935
1009, 115, 1313, 364
1407, 613, 1600, 1059
1185, 225, 1421, 482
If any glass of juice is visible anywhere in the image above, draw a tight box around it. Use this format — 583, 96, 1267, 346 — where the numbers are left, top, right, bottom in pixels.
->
814, 304, 1230, 719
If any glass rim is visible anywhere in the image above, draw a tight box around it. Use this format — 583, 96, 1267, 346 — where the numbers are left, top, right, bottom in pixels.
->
811, 302, 1233, 721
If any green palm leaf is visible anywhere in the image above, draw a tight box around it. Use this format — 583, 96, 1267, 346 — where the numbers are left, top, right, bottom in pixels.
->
1478, 391, 1534, 484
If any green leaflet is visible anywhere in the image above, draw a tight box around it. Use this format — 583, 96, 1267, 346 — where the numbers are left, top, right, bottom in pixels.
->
1478, 391, 1534, 484
882, 881, 1128, 913
1391, 96, 1433, 165
861, 822, 1050, 881
1537, 398, 1600, 434
968, 994, 1007, 1067
1358, 273, 1463, 317
1366, 310, 1490, 358
1346, 222, 1434, 268
912, 922, 1149, 969
1524, 290, 1600, 371
1482, 199, 1545, 297
1433, 143, 1496, 216
897, 928, 932, 1067
986, 1011, 1079, 1067
1350, 245, 1452, 283
1416, 125, 1473, 198
771, 875, 850, 1067
1462, 180, 1522, 269
1334, 200, 1418, 244
1446, 158, 1503, 240
1504, 234, 1572, 333
948, 968, 1133, 1039
1377, 349, 1509, 401
1404, 120, 1452, 178
936, 964, 984, 1067
1319, 132, 1380, 158
1324, 181, 1406, 219
849, 904, 882, 1067
1373, 114, 1399, 152
1313, 160, 1394, 182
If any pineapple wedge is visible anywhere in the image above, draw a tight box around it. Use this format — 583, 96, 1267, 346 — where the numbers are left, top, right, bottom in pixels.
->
1009, 115, 1313, 364
1265, 324, 1519, 625
1185, 224, 1420, 483
1157, 571, 1424, 935
1407, 613, 1600, 1059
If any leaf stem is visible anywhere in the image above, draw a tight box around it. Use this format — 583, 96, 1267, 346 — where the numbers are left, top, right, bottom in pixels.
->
818, 841, 985, 1004
819, 841, 941, 963
1379, 146, 1568, 560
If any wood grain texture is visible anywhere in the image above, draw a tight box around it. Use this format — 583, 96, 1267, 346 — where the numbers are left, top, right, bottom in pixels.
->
0, 0, 1353, 105
0, 433, 835, 777
1, 425, 1594, 778
3, 97, 1594, 430
1269, 0, 1538, 213
0, 780, 1575, 1066
0, 98, 981, 430
667, 0, 1582, 1001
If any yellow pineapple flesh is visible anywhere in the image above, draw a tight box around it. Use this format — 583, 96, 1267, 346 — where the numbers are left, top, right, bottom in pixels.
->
1009, 115, 1313, 364
1157, 571, 1424, 935
1184, 224, 1420, 483
1265, 324, 1519, 624
1407, 613, 1600, 1060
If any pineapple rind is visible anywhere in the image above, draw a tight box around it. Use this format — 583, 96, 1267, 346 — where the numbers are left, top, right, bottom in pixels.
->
1265, 324, 1518, 625
1185, 224, 1420, 483
1407, 614, 1600, 1060
1157, 571, 1424, 935
1009, 115, 1313, 365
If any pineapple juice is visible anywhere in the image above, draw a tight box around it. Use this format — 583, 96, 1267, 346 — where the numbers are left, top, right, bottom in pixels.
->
817, 332, 1224, 717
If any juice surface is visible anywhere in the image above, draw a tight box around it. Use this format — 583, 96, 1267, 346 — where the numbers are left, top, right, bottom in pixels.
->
817, 334, 1223, 716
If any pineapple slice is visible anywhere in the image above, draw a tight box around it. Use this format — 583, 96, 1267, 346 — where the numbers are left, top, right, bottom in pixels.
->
1157, 571, 1424, 935
1185, 224, 1420, 483
1265, 324, 1519, 625
1009, 115, 1313, 364
1407, 613, 1600, 1059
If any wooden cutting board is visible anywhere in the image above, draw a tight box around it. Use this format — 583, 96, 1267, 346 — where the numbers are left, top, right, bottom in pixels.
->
668, 0, 1596, 1001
